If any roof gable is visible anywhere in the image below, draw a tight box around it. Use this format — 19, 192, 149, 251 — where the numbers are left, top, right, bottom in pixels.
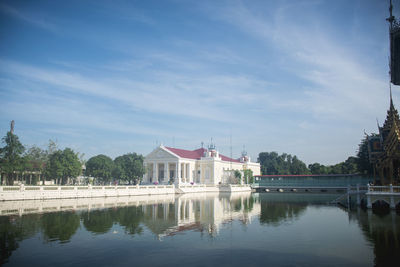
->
145, 147, 179, 160
164, 146, 240, 163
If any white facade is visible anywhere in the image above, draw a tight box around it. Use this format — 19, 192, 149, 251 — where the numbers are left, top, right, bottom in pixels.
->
143, 145, 260, 185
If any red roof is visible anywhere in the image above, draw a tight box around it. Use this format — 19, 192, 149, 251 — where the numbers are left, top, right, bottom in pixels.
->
164, 146, 240, 163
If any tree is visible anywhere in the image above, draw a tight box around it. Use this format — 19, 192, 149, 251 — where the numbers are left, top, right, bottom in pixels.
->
290, 155, 310, 175
44, 148, 82, 185
258, 152, 310, 175
341, 156, 358, 174
23, 146, 47, 184
0, 131, 25, 185
85, 155, 114, 185
234, 170, 242, 184
308, 163, 328, 175
243, 169, 253, 184
114, 153, 145, 184
357, 135, 374, 175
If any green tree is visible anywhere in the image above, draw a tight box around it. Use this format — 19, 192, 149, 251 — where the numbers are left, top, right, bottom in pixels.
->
258, 152, 310, 175
243, 169, 253, 184
44, 148, 81, 185
341, 156, 359, 174
23, 146, 47, 185
357, 135, 374, 175
308, 163, 328, 175
234, 170, 242, 184
85, 155, 114, 185
114, 153, 145, 184
290, 155, 310, 175
0, 131, 25, 185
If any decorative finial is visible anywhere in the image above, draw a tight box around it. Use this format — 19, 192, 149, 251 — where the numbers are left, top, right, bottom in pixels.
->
208, 137, 216, 150
387, 0, 395, 27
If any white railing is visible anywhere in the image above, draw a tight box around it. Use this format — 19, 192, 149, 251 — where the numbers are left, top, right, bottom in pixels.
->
0, 183, 252, 201
0, 184, 176, 201
368, 184, 400, 194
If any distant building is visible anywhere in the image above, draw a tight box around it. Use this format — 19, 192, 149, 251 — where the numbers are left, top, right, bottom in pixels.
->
368, 95, 400, 185
143, 144, 260, 185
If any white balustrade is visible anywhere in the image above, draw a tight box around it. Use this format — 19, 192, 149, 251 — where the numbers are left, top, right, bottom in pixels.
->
0, 183, 252, 201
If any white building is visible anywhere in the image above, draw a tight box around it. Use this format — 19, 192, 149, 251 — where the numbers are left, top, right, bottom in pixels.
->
143, 144, 260, 185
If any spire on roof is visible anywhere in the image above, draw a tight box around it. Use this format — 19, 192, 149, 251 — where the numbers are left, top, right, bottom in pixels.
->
390, 84, 395, 111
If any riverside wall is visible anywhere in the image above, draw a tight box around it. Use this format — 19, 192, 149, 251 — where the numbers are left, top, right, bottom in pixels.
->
0, 184, 251, 201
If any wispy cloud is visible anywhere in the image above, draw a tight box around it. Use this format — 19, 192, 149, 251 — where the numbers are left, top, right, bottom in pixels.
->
203, 0, 389, 122
0, 58, 273, 124
0, 0, 392, 164
0, 3, 57, 32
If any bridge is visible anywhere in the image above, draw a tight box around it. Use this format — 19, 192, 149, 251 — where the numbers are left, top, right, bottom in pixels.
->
252, 174, 371, 192
251, 175, 400, 210
366, 184, 400, 210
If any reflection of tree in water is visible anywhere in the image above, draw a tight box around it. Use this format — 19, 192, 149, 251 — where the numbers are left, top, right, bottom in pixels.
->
80, 206, 151, 236
113, 206, 144, 235
0, 194, 258, 263
259, 202, 306, 226
82, 209, 114, 235
41, 211, 80, 243
243, 195, 255, 212
0, 214, 41, 264
352, 210, 400, 267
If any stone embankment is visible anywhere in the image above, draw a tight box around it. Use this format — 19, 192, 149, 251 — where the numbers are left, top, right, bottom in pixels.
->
0, 184, 251, 201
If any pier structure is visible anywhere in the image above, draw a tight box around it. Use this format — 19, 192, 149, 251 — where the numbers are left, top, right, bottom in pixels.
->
252, 174, 370, 193
366, 184, 400, 209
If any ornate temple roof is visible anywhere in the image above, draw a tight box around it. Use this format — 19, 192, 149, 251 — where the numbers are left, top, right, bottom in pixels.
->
382, 92, 400, 133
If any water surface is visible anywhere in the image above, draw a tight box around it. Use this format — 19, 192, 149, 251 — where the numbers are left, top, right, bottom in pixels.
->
1, 192, 399, 266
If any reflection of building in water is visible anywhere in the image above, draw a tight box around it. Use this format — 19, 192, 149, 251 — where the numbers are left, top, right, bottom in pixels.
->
143, 144, 260, 185
0, 194, 176, 216
140, 192, 260, 238
0, 192, 260, 239
348, 208, 400, 267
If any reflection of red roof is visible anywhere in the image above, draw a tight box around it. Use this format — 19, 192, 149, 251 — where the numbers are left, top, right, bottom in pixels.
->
166, 222, 202, 236
164, 146, 240, 163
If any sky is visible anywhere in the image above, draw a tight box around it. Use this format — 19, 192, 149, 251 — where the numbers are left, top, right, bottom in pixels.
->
0, 0, 398, 165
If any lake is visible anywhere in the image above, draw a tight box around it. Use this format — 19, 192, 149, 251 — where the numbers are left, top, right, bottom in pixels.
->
1, 192, 399, 266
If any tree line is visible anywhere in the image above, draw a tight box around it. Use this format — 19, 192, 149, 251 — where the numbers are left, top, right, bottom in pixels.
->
85, 153, 145, 185
0, 130, 144, 185
258, 135, 373, 175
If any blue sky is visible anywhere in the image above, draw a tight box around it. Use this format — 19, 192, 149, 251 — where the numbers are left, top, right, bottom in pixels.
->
0, 0, 397, 165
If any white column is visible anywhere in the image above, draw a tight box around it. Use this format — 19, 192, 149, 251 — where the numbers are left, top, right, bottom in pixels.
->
165, 162, 169, 184
153, 163, 157, 184
182, 163, 186, 183
176, 162, 181, 185
187, 164, 191, 183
